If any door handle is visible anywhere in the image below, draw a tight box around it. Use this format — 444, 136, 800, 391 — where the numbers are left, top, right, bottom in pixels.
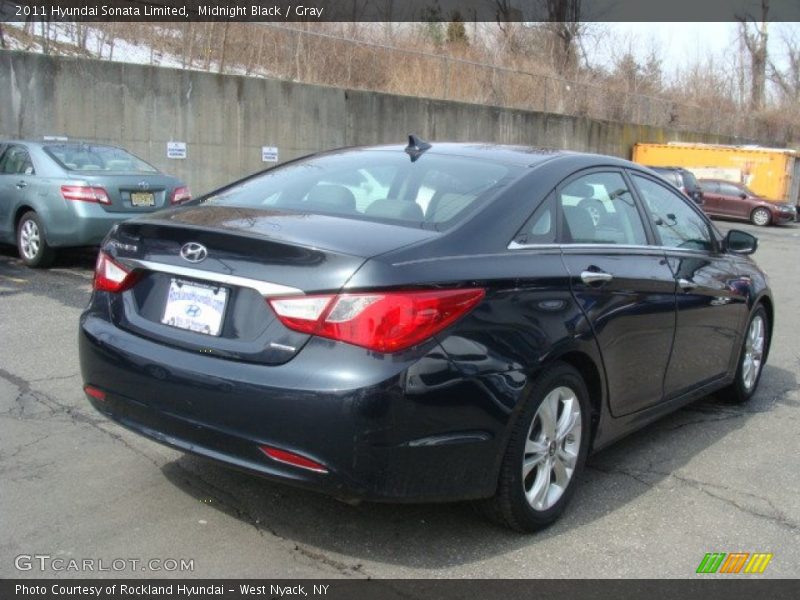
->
678, 278, 698, 291
16, 181, 28, 189
580, 270, 613, 285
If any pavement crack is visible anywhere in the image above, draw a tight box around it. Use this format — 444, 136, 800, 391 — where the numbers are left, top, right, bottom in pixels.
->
0, 365, 161, 468
168, 461, 368, 578
587, 463, 799, 532
0, 433, 52, 460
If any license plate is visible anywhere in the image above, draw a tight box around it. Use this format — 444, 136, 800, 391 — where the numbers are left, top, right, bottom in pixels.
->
131, 192, 155, 207
161, 280, 228, 336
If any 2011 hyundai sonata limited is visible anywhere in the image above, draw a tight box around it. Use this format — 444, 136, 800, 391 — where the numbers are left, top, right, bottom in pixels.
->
79, 139, 772, 531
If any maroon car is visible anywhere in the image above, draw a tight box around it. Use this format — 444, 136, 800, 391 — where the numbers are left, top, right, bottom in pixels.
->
699, 179, 797, 226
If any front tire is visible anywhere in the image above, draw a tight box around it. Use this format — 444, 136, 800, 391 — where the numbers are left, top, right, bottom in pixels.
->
718, 306, 769, 404
16, 211, 55, 268
751, 207, 771, 227
481, 362, 591, 532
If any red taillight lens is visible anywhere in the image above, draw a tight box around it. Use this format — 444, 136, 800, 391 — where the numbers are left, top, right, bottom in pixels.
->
93, 251, 139, 293
61, 185, 111, 205
260, 446, 328, 473
170, 186, 192, 205
269, 288, 485, 353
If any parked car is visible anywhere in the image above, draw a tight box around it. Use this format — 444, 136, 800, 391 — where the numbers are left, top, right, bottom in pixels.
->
0, 140, 190, 267
79, 140, 772, 532
698, 178, 796, 226
646, 166, 704, 205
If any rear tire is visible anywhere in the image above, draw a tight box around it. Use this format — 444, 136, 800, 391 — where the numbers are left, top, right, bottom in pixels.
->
751, 208, 771, 227
717, 305, 769, 404
17, 211, 55, 268
481, 362, 591, 532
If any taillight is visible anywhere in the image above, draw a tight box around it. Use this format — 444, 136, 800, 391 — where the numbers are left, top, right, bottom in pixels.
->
94, 251, 139, 293
84, 385, 106, 402
259, 446, 328, 474
61, 185, 111, 205
170, 186, 192, 205
269, 288, 485, 353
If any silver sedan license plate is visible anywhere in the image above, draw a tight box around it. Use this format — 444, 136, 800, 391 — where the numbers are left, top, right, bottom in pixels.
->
161, 280, 228, 336
131, 192, 155, 207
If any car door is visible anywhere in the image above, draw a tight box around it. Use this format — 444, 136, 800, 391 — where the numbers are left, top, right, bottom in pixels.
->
699, 181, 721, 215
717, 182, 748, 219
0, 145, 36, 240
630, 173, 748, 398
557, 169, 677, 416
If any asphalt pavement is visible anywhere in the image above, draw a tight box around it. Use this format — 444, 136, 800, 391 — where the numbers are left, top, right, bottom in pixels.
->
1, 221, 798, 578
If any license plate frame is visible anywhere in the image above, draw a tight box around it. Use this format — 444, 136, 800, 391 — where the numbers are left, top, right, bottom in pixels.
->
131, 192, 155, 207
161, 279, 229, 337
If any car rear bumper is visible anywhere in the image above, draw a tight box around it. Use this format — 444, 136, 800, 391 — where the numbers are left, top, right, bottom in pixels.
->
47, 203, 156, 247
78, 311, 504, 502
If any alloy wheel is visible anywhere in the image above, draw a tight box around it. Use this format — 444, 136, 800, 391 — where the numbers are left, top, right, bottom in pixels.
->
742, 314, 765, 391
522, 385, 582, 511
19, 219, 41, 260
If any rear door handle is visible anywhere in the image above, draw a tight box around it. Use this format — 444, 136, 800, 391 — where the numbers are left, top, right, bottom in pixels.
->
678, 278, 697, 291
16, 181, 27, 189
580, 270, 613, 284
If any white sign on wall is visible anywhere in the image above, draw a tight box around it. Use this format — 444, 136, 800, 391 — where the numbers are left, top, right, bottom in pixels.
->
167, 141, 187, 160
261, 146, 279, 163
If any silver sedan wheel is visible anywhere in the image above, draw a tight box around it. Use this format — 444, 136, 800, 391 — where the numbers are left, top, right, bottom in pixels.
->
742, 314, 765, 391
522, 385, 582, 511
19, 219, 41, 260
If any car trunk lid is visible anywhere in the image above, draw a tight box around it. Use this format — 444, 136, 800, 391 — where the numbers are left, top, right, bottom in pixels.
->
102, 206, 437, 365
72, 173, 180, 213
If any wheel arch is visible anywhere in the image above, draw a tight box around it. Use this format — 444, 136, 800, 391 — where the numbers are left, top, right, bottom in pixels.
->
550, 349, 605, 445
754, 293, 774, 361
14, 205, 37, 230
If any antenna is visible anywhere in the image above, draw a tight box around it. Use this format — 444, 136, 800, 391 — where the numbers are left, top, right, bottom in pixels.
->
405, 134, 432, 162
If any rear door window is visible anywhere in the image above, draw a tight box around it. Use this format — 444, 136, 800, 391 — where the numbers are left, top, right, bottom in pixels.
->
0, 146, 35, 175
557, 171, 648, 245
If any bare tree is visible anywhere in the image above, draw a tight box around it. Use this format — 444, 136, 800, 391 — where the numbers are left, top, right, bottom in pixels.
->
0, 24, 6, 49
543, 0, 583, 73
738, 0, 770, 111
769, 28, 800, 104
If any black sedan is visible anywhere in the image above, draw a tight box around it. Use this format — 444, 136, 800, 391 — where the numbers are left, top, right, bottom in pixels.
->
79, 139, 772, 531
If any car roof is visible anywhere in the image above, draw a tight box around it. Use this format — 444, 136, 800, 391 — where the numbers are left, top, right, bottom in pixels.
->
325, 142, 647, 171
1, 139, 122, 149
647, 166, 689, 172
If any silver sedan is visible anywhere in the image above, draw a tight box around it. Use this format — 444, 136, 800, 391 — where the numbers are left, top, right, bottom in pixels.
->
0, 140, 189, 267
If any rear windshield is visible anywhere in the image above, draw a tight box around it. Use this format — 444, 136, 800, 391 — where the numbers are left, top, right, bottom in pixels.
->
204, 149, 520, 229
44, 144, 158, 173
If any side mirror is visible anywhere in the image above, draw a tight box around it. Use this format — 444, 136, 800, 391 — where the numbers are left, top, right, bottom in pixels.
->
725, 229, 758, 255
739, 193, 748, 200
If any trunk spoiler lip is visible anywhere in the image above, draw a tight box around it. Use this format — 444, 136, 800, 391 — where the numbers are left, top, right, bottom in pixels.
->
116, 257, 304, 298
115, 217, 370, 258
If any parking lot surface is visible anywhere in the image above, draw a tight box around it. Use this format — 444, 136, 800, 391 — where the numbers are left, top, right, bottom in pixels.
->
1, 221, 799, 578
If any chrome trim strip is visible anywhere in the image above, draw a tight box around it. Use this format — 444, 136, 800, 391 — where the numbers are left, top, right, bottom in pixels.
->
507, 241, 714, 257
118, 258, 303, 297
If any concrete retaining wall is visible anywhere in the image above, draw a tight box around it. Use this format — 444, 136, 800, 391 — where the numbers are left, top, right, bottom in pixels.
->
0, 51, 745, 195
